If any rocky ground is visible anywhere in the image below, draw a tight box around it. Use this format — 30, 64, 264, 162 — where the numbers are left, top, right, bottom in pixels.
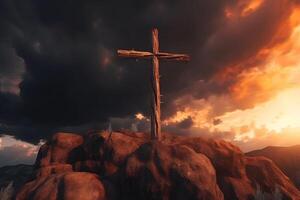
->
14, 131, 300, 200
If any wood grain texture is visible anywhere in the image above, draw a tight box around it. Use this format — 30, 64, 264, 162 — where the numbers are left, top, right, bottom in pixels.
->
156, 52, 190, 61
117, 50, 153, 59
151, 28, 161, 140
117, 50, 190, 62
117, 28, 190, 141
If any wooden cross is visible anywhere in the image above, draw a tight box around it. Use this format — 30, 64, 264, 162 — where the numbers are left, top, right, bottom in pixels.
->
117, 28, 190, 140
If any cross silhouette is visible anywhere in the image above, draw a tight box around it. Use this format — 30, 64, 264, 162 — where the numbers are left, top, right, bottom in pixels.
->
118, 28, 190, 140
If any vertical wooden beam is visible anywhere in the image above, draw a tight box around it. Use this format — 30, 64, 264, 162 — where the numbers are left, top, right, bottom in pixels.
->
151, 28, 161, 140
118, 28, 190, 140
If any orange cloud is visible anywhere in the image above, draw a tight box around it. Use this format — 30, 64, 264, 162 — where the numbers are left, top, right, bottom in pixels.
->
224, 0, 266, 20
217, 6, 300, 108
241, 0, 265, 16
164, 6, 300, 151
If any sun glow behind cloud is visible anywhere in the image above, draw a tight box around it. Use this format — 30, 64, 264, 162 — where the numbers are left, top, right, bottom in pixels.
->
225, 0, 265, 19
241, 0, 264, 16
163, 6, 300, 150
217, 88, 300, 135
220, 11, 300, 136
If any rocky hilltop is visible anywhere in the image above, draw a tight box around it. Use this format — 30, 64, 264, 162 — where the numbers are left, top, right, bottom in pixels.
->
16, 131, 300, 200
247, 145, 300, 190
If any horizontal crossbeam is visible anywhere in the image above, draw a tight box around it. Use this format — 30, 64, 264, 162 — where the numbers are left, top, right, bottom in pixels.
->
117, 50, 190, 62
118, 50, 153, 59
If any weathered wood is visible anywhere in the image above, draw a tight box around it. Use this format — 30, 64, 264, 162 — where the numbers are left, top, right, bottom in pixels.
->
156, 52, 190, 61
151, 28, 161, 140
117, 28, 190, 141
117, 50, 190, 62
117, 50, 153, 59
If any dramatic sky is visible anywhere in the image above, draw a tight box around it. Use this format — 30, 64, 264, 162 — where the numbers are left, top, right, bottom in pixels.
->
1, 0, 300, 166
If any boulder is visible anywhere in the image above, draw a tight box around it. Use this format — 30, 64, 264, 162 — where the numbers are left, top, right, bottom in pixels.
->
120, 142, 224, 200
73, 131, 147, 176
174, 137, 255, 199
16, 172, 106, 200
174, 137, 246, 178
35, 132, 84, 168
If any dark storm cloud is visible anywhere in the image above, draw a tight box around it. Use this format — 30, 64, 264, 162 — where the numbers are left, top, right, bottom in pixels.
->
177, 117, 194, 129
0, 0, 232, 142
163, 0, 298, 118
195, 1, 290, 78
0, 92, 21, 122
0, 0, 297, 143
199, 0, 292, 72
0, 42, 25, 94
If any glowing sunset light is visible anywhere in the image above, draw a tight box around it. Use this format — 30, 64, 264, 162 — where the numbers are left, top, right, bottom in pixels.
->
217, 88, 300, 134
213, 19, 300, 138
163, 6, 300, 147
135, 113, 146, 120
163, 98, 212, 128
224, 0, 265, 19
217, 6, 300, 131
241, 0, 264, 16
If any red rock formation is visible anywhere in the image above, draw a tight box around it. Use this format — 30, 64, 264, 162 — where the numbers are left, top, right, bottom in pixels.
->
247, 145, 300, 189
174, 137, 254, 199
36, 164, 73, 178
120, 142, 223, 200
16, 172, 106, 200
35, 132, 84, 168
73, 131, 147, 176
16, 132, 300, 200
